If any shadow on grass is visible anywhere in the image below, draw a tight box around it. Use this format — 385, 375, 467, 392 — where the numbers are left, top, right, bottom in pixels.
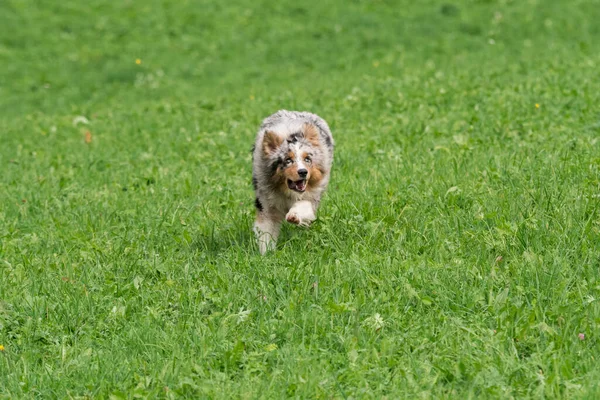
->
192, 220, 318, 257
192, 222, 255, 256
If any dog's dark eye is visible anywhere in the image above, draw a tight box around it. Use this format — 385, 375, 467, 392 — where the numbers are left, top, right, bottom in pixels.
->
285, 158, 293, 165
304, 157, 311, 163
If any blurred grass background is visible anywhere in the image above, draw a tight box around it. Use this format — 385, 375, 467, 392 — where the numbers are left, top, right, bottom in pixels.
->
2, 0, 599, 115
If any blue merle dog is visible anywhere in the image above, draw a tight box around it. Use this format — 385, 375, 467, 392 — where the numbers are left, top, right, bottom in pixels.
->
252, 110, 334, 254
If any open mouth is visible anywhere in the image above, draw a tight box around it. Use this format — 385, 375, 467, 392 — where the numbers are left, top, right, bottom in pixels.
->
287, 179, 307, 192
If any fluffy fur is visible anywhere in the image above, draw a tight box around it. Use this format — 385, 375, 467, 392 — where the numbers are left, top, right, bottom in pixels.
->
252, 110, 334, 254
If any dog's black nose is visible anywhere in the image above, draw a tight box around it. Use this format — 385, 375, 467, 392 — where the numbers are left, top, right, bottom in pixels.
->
298, 169, 308, 178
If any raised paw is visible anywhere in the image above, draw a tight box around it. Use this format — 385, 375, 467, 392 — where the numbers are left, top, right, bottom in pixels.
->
286, 212, 300, 225
286, 212, 311, 227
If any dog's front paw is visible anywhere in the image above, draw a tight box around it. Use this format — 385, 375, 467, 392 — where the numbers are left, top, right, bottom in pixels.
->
286, 212, 311, 227
286, 212, 300, 225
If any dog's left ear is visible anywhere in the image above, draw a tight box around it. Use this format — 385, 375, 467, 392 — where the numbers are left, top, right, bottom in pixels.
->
303, 124, 320, 147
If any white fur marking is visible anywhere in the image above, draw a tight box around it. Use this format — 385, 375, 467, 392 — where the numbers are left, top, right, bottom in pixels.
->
290, 143, 307, 171
254, 218, 281, 255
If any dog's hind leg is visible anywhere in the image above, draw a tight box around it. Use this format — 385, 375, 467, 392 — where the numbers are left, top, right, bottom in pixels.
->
254, 214, 282, 255
286, 200, 316, 227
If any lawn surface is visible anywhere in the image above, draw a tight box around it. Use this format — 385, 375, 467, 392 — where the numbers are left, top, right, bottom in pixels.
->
2, 0, 600, 398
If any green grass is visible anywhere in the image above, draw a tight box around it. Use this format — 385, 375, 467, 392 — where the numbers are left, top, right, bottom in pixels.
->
2, 0, 600, 398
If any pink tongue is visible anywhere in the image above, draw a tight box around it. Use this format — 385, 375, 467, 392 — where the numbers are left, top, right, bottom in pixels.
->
296, 180, 306, 190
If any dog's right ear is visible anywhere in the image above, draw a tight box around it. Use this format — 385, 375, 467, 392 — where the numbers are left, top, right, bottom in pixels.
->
262, 131, 283, 155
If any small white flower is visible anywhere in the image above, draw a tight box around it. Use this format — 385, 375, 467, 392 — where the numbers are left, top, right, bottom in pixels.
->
72, 116, 89, 126
236, 308, 251, 324
363, 313, 385, 331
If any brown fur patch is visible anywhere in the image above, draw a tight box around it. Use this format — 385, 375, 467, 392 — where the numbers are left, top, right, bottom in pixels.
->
286, 151, 296, 162
270, 167, 286, 188
303, 124, 320, 147
268, 161, 291, 193
263, 131, 283, 155
307, 165, 323, 189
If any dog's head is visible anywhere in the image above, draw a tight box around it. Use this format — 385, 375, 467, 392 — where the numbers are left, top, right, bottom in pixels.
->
262, 123, 324, 194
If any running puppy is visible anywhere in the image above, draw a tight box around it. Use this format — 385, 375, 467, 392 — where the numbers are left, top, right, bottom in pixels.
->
252, 110, 334, 254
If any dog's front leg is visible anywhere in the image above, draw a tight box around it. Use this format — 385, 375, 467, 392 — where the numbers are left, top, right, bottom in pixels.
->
254, 214, 282, 255
285, 200, 316, 227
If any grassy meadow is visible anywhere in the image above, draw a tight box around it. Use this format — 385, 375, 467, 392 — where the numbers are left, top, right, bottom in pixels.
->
1, 0, 600, 397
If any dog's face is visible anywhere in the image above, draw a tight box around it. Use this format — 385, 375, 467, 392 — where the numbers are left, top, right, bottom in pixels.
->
262, 124, 324, 194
